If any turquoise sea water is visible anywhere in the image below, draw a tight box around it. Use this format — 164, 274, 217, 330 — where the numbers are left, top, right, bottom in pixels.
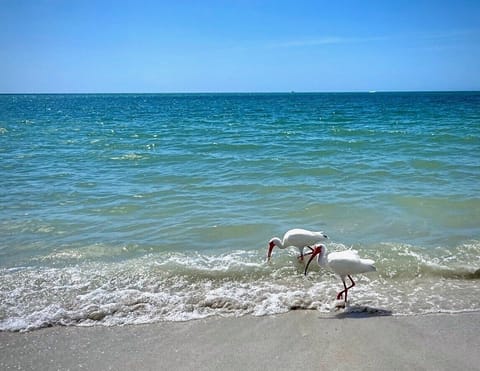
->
1, 92, 479, 331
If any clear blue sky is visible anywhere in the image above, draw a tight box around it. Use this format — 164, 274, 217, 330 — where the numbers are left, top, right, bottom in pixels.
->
1, 0, 479, 92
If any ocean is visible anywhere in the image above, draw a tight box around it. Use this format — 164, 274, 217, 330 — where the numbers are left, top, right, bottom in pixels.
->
0, 92, 479, 331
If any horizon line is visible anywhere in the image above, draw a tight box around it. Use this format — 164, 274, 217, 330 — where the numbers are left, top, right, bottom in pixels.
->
1, 89, 479, 95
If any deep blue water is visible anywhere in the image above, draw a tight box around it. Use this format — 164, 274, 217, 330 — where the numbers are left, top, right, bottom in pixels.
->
1, 92, 479, 330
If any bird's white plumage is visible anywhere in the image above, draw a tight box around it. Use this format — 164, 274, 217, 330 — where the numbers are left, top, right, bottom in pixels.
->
267, 228, 328, 260
282, 228, 327, 247
326, 250, 376, 277
305, 244, 376, 306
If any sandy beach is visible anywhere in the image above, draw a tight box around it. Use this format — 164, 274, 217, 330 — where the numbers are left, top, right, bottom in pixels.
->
1, 310, 479, 371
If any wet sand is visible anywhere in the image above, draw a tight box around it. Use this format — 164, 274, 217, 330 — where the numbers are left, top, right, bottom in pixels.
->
1, 311, 479, 370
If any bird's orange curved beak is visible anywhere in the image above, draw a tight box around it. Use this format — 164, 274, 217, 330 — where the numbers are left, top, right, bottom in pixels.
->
267, 242, 275, 262
304, 246, 321, 276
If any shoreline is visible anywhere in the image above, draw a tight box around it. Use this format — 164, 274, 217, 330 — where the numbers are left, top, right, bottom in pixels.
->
1, 311, 479, 370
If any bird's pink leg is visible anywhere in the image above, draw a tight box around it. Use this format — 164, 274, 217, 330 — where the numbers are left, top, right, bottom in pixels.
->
343, 276, 356, 303
336, 275, 356, 302
336, 280, 347, 300
299, 252, 313, 261
298, 246, 314, 261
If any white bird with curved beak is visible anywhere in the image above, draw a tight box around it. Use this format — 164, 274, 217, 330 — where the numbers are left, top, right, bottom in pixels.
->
304, 244, 376, 307
267, 228, 328, 262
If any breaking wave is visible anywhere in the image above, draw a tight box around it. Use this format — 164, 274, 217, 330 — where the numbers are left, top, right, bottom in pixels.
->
1, 241, 479, 332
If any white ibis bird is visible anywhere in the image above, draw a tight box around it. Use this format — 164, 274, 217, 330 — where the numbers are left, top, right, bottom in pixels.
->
304, 244, 376, 306
267, 228, 328, 262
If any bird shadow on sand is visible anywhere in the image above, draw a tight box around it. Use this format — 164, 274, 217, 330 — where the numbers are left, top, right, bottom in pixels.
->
331, 304, 393, 319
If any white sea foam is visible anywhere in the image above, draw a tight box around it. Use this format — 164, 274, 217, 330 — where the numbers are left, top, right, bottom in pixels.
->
1, 93, 479, 331
1, 243, 479, 332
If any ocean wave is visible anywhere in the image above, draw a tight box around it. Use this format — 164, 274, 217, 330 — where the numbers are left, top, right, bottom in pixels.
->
1, 242, 479, 332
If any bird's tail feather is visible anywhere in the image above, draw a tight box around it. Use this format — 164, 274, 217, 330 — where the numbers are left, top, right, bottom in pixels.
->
361, 259, 376, 271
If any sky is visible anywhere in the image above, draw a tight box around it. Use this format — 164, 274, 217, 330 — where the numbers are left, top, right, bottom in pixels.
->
0, 0, 479, 93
